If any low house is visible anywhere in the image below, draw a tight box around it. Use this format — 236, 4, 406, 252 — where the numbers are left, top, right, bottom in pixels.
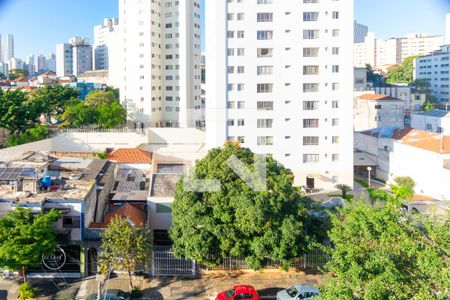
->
372, 86, 427, 112
11, 76, 30, 88
355, 127, 450, 200
411, 110, 450, 134
354, 94, 405, 131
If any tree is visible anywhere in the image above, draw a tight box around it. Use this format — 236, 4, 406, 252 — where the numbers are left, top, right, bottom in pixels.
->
100, 216, 152, 290
27, 84, 79, 116
170, 142, 314, 269
394, 176, 415, 189
96, 102, 127, 128
321, 200, 450, 299
0, 72, 6, 80
0, 89, 32, 134
4, 125, 50, 147
0, 208, 60, 283
335, 184, 352, 199
84, 90, 117, 108
386, 55, 419, 85
365, 64, 384, 86
9, 69, 29, 80
60, 100, 97, 128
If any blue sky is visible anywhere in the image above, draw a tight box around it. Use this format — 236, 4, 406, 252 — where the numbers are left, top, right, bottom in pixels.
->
0, 0, 449, 59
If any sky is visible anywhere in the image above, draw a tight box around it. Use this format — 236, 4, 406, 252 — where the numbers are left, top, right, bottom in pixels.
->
0, 0, 449, 59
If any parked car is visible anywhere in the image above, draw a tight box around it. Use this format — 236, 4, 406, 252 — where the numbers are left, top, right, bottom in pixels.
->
86, 289, 129, 300
216, 285, 260, 300
276, 285, 320, 300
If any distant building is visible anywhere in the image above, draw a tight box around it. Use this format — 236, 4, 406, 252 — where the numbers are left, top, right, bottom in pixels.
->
446, 13, 450, 45
36, 54, 46, 73
355, 33, 442, 68
46, 52, 56, 73
414, 45, 450, 103
3, 34, 14, 62
56, 37, 92, 77
354, 94, 405, 131
372, 86, 427, 112
93, 18, 119, 71
354, 67, 368, 91
411, 110, 450, 134
354, 21, 368, 43
8, 57, 23, 70
0, 33, 2, 63
77, 70, 109, 86
25, 54, 35, 76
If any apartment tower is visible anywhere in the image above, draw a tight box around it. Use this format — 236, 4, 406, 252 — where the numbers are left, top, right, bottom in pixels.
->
119, 0, 203, 129
56, 37, 93, 77
206, 0, 354, 189
94, 18, 120, 70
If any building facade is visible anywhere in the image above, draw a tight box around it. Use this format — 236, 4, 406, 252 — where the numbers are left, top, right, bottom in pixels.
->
118, 0, 203, 129
372, 86, 427, 112
206, 0, 354, 189
56, 37, 92, 77
4, 34, 14, 62
411, 110, 450, 134
414, 45, 450, 103
354, 21, 368, 43
354, 94, 405, 131
93, 18, 120, 71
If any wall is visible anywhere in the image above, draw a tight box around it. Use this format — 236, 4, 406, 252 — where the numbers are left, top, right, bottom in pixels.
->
354, 100, 405, 131
411, 114, 450, 134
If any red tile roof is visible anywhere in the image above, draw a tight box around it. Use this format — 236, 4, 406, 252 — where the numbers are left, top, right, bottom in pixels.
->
108, 148, 152, 164
104, 203, 146, 227
12, 76, 29, 83
412, 194, 436, 201
358, 94, 403, 101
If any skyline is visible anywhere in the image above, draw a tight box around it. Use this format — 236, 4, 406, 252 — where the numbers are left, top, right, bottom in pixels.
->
0, 0, 449, 59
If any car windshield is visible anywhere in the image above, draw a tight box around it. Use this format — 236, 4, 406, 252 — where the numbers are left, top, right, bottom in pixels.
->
225, 289, 236, 298
286, 286, 299, 298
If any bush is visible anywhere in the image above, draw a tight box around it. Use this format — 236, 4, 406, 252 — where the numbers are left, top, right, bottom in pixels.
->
19, 283, 36, 300
130, 287, 143, 298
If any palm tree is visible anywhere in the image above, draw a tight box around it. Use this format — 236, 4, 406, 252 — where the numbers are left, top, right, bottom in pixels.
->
335, 184, 352, 199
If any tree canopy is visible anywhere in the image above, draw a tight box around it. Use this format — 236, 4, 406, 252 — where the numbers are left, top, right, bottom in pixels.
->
100, 216, 152, 289
0, 89, 32, 134
0, 208, 60, 282
386, 56, 419, 85
170, 142, 317, 269
321, 199, 450, 299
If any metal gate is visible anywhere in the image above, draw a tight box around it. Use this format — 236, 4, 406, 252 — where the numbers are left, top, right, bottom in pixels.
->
152, 246, 197, 277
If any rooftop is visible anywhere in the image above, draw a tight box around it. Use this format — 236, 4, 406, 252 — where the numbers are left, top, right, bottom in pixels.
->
357, 94, 403, 101
361, 127, 450, 154
104, 203, 146, 227
108, 148, 152, 164
12, 76, 29, 83
413, 109, 450, 118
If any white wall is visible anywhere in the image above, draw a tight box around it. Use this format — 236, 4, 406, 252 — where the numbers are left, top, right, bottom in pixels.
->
411, 113, 450, 134
354, 99, 405, 131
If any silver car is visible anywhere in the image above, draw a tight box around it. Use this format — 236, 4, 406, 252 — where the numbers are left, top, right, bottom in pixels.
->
276, 285, 320, 300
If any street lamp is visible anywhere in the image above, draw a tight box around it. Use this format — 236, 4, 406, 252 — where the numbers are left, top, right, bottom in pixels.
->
367, 167, 372, 188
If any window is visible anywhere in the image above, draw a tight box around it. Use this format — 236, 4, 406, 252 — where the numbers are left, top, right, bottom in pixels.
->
303, 154, 320, 163
303, 30, 319, 39
227, 31, 235, 38
257, 13, 273, 22
374, 104, 382, 109
332, 136, 340, 144
303, 136, 319, 146
237, 48, 245, 56
332, 11, 340, 19
332, 101, 339, 108
257, 136, 273, 146
332, 47, 340, 55
332, 29, 340, 37
237, 119, 245, 126
237, 66, 245, 73
238, 136, 245, 143
257, 30, 273, 40
257, 48, 273, 57
237, 31, 245, 38
303, 101, 319, 110
257, 119, 273, 128
303, 48, 319, 57
303, 12, 319, 21
332, 65, 340, 73
237, 101, 245, 109
257, 0, 273, 3
227, 119, 235, 126
303, 83, 319, 92
303, 119, 319, 128
332, 154, 340, 162
257, 66, 274, 75
257, 101, 274, 110
332, 83, 340, 91
303, 65, 319, 75
62, 216, 81, 229
332, 118, 339, 126
257, 83, 273, 93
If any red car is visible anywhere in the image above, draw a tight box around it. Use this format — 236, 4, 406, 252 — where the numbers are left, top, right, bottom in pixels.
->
216, 285, 260, 300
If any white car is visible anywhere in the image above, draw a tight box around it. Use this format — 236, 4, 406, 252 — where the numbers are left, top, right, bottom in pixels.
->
276, 285, 320, 300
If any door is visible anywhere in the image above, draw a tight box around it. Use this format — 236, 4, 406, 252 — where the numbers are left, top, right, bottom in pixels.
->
306, 177, 315, 189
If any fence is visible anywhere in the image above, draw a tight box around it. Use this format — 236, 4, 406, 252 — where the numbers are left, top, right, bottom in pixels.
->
58, 128, 146, 135
151, 247, 329, 277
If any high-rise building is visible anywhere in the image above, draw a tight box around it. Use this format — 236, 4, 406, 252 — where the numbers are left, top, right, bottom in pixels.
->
46, 52, 56, 72
56, 37, 92, 77
93, 18, 120, 70
4, 34, 14, 61
25, 54, 36, 76
354, 33, 442, 68
446, 13, 450, 45
354, 21, 368, 43
37, 54, 46, 72
118, 0, 203, 129
206, 0, 354, 189
0, 34, 3, 63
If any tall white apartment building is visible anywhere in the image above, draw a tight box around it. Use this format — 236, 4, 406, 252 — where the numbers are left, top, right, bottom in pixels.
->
206, 0, 354, 189
36, 54, 46, 72
56, 37, 92, 77
400, 34, 442, 60
46, 52, 56, 73
446, 13, 450, 45
0, 34, 3, 63
354, 32, 376, 67
118, 0, 203, 129
94, 18, 120, 70
414, 45, 450, 103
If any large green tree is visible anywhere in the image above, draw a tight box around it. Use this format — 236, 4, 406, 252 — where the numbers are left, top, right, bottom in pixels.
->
0, 208, 60, 283
386, 56, 419, 85
27, 84, 79, 116
60, 99, 97, 128
96, 102, 127, 128
321, 200, 450, 299
0, 90, 32, 134
170, 142, 315, 269
100, 216, 152, 290
84, 90, 117, 108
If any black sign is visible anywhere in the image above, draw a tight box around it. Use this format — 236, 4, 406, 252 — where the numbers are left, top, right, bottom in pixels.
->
30, 245, 81, 274
42, 247, 66, 270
